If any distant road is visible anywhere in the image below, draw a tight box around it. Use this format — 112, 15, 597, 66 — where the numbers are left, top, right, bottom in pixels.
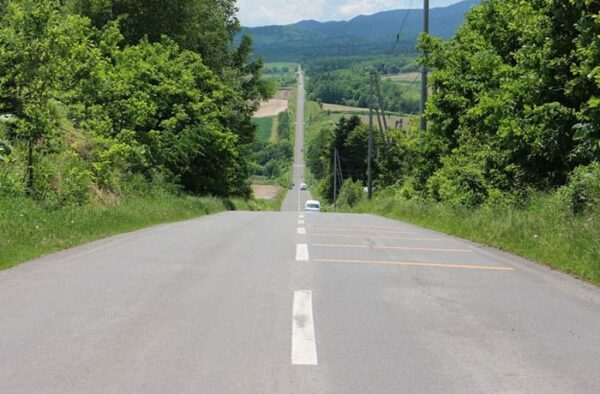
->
1, 68, 600, 393
281, 66, 312, 212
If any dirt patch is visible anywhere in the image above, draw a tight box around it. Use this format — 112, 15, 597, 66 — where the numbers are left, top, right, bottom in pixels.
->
275, 88, 292, 100
382, 72, 422, 82
252, 184, 282, 200
254, 89, 291, 118
323, 103, 369, 113
255, 99, 288, 118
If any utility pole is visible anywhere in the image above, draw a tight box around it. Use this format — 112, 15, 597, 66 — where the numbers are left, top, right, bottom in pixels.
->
368, 71, 374, 200
420, 0, 429, 131
333, 148, 338, 211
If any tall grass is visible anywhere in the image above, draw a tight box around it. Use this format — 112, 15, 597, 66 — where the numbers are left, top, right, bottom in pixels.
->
0, 193, 266, 271
353, 195, 600, 286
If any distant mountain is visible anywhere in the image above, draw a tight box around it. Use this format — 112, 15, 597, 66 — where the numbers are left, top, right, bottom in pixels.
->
241, 0, 480, 62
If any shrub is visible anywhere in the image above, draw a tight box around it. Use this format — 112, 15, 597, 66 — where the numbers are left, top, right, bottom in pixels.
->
426, 156, 490, 207
336, 179, 365, 208
560, 162, 600, 215
33, 151, 93, 206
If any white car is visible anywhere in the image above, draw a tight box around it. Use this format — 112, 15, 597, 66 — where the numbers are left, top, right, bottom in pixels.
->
304, 200, 321, 212
300, 182, 308, 190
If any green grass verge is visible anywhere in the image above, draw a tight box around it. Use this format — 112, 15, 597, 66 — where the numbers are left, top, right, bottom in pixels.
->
0, 193, 269, 271
253, 117, 275, 142
352, 196, 600, 286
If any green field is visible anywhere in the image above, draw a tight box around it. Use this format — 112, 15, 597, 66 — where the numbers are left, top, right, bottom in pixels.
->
264, 63, 297, 87
253, 116, 275, 142
264, 62, 296, 74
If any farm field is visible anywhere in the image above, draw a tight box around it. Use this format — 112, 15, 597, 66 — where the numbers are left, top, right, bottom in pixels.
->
382, 72, 421, 82
254, 89, 293, 142
253, 116, 275, 142
321, 103, 412, 130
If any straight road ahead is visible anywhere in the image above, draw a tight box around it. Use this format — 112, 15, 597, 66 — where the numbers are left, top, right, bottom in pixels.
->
1, 69, 600, 393
281, 66, 312, 212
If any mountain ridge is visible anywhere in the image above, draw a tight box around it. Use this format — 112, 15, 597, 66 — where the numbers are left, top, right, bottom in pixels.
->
241, 0, 480, 62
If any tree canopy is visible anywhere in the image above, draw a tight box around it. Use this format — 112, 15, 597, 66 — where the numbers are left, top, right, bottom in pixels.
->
0, 0, 271, 203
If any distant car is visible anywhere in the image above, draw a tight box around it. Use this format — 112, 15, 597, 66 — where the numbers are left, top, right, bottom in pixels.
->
300, 182, 308, 190
304, 200, 321, 212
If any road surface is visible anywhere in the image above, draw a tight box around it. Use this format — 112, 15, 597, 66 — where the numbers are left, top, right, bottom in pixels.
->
281, 66, 312, 212
1, 68, 600, 393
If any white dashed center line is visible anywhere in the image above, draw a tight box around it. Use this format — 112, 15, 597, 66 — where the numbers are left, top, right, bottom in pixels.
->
291, 290, 318, 366
297, 227, 306, 235
296, 244, 309, 261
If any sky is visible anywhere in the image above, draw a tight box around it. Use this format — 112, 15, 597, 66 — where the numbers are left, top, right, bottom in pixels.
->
237, 0, 464, 27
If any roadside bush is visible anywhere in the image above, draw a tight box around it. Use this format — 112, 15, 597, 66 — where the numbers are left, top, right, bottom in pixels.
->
426, 156, 489, 207
560, 162, 600, 215
33, 151, 93, 206
336, 179, 365, 208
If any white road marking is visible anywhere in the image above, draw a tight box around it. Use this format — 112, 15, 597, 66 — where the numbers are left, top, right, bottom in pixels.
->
296, 244, 309, 261
298, 220, 305, 225
297, 227, 306, 234
299, 214, 304, 219
292, 290, 318, 366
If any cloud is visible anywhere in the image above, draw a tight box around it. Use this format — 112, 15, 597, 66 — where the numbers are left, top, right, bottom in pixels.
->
237, 0, 464, 27
338, 0, 396, 17
237, 0, 328, 26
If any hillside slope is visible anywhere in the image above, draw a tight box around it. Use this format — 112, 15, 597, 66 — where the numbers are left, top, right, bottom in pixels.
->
241, 0, 480, 61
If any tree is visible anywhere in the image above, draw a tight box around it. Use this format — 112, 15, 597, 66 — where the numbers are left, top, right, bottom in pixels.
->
0, 0, 96, 195
416, 0, 600, 203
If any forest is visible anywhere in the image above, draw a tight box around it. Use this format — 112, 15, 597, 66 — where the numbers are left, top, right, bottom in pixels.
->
0, 0, 271, 205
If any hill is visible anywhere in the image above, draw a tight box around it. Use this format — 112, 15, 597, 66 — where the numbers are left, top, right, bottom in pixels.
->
241, 0, 480, 62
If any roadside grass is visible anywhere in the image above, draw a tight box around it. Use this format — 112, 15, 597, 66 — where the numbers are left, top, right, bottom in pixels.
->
253, 116, 275, 142
0, 193, 269, 271
269, 115, 280, 142
352, 196, 600, 286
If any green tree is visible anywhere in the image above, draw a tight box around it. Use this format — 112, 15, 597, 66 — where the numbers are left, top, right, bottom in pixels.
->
415, 0, 599, 204
0, 0, 96, 195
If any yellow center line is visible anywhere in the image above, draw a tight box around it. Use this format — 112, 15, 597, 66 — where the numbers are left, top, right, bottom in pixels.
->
310, 233, 443, 241
309, 227, 418, 235
311, 225, 415, 231
312, 244, 473, 253
315, 258, 515, 271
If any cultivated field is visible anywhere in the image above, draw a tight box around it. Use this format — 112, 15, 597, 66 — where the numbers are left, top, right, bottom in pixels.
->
254, 89, 292, 118
321, 103, 412, 129
382, 72, 421, 82
251, 184, 282, 200
323, 103, 369, 113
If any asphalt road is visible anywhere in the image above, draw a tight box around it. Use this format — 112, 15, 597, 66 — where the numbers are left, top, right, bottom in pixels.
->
281, 66, 313, 212
2, 69, 600, 393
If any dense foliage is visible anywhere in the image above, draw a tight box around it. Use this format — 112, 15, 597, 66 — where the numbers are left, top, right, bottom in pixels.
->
0, 0, 271, 204
410, 0, 600, 206
306, 115, 379, 202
